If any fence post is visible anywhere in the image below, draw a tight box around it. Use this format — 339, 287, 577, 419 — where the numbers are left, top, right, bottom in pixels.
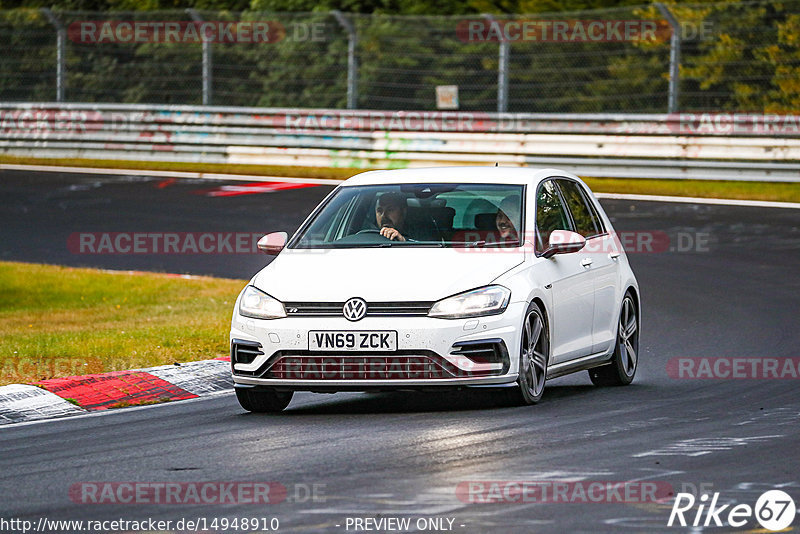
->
483, 14, 509, 113
332, 11, 358, 110
187, 9, 212, 106
498, 38, 509, 113
41, 8, 65, 102
655, 3, 681, 113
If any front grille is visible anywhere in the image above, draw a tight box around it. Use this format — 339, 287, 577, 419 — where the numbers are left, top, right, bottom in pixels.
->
284, 301, 433, 318
263, 352, 497, 380
231, 339, 263, 365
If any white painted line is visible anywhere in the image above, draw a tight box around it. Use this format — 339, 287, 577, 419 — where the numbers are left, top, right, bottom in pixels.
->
0, 163, 343, 185
3, 163, 798, 208
632, 435, 783, 458
199, 172, 341, 185
595, 192, 800, 209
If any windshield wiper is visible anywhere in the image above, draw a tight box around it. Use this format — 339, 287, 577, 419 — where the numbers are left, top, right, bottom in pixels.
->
375, 241, 446, 248
315, 241, 448, 249
461, 239, 521, 248
399, 242, 445, 247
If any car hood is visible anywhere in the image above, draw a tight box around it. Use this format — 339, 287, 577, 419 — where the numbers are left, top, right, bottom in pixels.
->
252, 247, 526, 302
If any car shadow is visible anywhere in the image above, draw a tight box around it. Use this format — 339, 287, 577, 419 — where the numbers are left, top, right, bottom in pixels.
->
241, 383, 632, 416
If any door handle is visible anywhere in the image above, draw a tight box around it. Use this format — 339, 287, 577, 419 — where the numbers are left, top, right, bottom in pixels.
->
609, 252, 621, 260
581, 258, 593, 267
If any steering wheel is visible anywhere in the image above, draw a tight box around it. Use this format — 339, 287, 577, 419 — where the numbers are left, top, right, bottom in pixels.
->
355, 228, 391, 239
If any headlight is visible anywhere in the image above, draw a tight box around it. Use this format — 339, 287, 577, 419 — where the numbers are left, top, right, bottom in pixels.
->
239, 285, 286, 320
428, 285, 510, 319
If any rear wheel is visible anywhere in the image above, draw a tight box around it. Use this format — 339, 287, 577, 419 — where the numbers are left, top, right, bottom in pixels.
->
589, 292, 638, 386
236, 387, 293, 413
506, 303, 549, 405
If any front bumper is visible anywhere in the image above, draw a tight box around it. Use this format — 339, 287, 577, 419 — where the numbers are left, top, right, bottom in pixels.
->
229, 302, 525, 390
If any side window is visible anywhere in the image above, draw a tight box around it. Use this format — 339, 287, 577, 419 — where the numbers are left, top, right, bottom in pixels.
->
583, 188, 606, 235
556, 179, 599, 238
536, 180, 573, 252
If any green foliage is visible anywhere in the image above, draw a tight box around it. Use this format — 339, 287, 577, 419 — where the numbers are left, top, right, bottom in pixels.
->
628, 1, 800, 112
0, 0, 252, 10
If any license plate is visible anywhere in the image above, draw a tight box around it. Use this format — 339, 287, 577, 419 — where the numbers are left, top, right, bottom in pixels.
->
308, 331, 397, 351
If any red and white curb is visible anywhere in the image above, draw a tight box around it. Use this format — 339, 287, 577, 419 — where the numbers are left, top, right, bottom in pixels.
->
0, 358, 232, 426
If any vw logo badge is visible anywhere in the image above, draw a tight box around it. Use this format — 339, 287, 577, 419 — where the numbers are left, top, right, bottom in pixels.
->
343, 297, 367, 321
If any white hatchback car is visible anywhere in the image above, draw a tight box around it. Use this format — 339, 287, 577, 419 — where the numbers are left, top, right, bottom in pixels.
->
230, 167, 640, 412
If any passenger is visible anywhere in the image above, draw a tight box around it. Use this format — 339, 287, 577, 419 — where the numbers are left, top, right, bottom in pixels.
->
496, 195, 520, 242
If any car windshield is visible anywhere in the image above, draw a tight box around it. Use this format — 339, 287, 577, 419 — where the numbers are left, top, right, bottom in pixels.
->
291, 183, 525, 248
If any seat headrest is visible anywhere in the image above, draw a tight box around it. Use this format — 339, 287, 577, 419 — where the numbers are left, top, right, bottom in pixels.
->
474, 212, 496, 230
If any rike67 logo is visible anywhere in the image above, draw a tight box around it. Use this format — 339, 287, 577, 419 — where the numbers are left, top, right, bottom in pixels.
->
669, 490, 796, 530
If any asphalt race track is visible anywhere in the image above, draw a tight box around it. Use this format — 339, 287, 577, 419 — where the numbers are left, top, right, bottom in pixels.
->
1, 169, 799, 533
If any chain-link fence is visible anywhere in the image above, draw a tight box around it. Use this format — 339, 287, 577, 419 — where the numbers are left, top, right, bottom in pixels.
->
1, 0, 799, 113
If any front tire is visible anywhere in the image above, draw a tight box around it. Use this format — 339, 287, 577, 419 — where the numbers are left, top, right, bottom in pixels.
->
236, 387, 293, 413
506, 303, 549, 405
589, 292, 639, 386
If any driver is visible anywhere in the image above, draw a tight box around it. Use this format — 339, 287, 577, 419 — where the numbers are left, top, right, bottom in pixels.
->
376, 192, 410, 241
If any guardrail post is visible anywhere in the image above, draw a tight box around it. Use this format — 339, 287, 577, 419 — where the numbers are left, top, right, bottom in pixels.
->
41, 8, 65, 102
332, 10, 358, 109
483, 14, 509, 113
655, 3, 681, 114
187, 9, 212, 106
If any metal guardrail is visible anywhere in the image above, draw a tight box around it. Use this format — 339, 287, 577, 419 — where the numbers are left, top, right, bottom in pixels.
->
1, 103, 799, 182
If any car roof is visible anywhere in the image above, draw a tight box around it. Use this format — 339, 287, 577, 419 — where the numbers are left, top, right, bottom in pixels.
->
341, 166, 582, 187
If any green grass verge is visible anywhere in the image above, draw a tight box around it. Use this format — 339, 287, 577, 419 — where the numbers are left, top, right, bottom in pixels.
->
582, 177, 800, 203
2, 155, 798, 202
0, 261, 245, 386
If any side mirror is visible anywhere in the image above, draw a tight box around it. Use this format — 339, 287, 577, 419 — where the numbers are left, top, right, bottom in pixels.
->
542, 230, 586, 259
257, 232, 288, 255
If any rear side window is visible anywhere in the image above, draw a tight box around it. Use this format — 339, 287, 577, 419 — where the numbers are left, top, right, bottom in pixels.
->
584, 189, 606, 234
556, 179, 604, 238
536, 180, 573, 251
